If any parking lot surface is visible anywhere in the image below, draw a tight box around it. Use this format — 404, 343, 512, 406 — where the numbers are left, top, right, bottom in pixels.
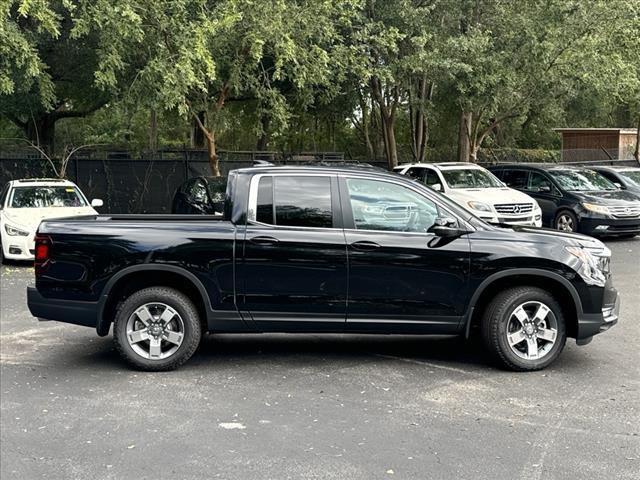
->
1, 238, 639, 480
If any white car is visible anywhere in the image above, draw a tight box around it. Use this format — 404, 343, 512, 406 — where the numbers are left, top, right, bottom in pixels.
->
394, 162, 542, 227
0, 178, 103, 262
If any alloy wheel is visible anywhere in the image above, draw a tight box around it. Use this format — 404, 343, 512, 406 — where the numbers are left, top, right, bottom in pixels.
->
556, 214, 575, 232
506, 301, 558, 360
126, 303, 185, 360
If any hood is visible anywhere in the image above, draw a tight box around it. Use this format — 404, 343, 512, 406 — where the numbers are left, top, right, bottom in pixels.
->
571, 189, 640, 205
447, 187, 538, 208
3, 207, 97, 232
488, 224, 606, 249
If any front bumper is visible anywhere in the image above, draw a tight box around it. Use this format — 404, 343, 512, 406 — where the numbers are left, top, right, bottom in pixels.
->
2, 235, 35, 260
27, 286, 99, 328
576, 287, 620, 341
579, 215, 640, 236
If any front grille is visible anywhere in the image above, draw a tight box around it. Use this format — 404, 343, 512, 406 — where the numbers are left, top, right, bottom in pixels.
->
493, 203, 534, 215
608, 205, 640, 218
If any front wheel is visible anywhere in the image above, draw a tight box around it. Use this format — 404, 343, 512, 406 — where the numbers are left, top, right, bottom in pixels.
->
113, 287, 202, 371
481, 286, 567, 371
555, 210, 578, 232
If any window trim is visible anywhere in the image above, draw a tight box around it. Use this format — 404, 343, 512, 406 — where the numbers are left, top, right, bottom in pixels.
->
247, 173, 342, 230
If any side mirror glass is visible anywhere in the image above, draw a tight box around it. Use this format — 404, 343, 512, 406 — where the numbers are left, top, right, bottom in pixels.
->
91, 198, 104, 208
538, 185, 552, 193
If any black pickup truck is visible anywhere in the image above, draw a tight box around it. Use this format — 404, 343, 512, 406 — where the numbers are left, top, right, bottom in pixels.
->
28, 166, 619, 371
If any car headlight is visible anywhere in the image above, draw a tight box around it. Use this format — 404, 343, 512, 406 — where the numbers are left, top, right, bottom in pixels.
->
565, 245, 609, 286
467, 201, 492, 213
4, 224, 30, 236
582, 203, 610, 215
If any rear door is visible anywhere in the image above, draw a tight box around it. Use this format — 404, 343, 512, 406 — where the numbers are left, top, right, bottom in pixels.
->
239, 174, 348, 331
339, 175, 470, 332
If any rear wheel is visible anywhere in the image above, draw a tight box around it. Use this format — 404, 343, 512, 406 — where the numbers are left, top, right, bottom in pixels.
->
113, 287, 202, 371
555, 210, 578, 232
481, 286, 566, 371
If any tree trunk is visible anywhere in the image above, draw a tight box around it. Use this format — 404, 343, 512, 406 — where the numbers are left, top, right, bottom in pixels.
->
205, 132, 221, 177
190, 112, 206, 148
149, 109, 158, 152
634, 115, 640, 164
24, 114, 56, 154
409, 76, 432, 163
457, 110, 472, 162
256, 114, 271, 151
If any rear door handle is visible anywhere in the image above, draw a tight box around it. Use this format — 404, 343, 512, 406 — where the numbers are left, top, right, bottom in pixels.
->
249, 235, 279, 246
350, 240, 381, 251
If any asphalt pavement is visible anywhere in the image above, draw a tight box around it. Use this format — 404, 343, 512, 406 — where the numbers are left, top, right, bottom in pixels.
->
1, 238, 639, 479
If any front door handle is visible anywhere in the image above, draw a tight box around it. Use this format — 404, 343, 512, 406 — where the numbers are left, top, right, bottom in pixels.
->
350, 240, 381, 251
249, 235, 279, 246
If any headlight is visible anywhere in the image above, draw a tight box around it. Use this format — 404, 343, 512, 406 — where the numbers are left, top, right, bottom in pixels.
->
582, 203, 610, 215
467, 201, 492, 213
4, 224, 30, 236
565, 245, 608, 286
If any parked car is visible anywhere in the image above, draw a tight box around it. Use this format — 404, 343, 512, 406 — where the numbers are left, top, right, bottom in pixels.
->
589, 166, 640, 196
172, 176, 227, 214
28, 166, 619, 372
394, 162, 542, 227
0, 178, 102, 263
489, 164, 640, 237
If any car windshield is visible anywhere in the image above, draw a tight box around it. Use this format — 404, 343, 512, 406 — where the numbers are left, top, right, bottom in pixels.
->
548, 169, 618, 191
619, 170, 640, 187
441, 168, 503, 189
9, 186, 87, 208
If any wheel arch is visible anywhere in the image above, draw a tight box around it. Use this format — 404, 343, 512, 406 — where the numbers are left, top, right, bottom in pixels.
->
464, 269, 583, 340
97, 265, 212, 336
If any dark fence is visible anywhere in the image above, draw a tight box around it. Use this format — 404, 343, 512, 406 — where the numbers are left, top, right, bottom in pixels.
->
0, 149, 388, 214
1, 147, 637, 214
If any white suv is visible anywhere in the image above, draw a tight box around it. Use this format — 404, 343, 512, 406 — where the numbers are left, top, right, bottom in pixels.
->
394, 162, 542, 227
0, 178, 103, 262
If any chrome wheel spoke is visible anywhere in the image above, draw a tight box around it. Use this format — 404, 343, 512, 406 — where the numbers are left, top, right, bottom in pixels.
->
128, 329, 149, 344
526, 337, 539, 359
135, 306, 153, 326
160, 307, 177, 325
512, 306, 529, 325
149, 337, 162, 358
532, 304, 550, 324
163, 330, 183, 345
508, 329, 526, 346
537, 327, 557, 343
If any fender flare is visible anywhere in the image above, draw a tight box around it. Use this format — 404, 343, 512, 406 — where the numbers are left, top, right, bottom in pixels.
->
96, 264, 212, 336
463, 268, 584, 338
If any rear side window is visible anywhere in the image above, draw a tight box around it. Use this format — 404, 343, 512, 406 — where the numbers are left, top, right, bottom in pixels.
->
255, 176, 333, 228
501, 170, 529, 189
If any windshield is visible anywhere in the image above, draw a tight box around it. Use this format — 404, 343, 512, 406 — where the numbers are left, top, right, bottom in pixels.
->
548, 169, 618, 191
441, 168, 503, 189
9, 186, 87, 208
619, 170, 640, 187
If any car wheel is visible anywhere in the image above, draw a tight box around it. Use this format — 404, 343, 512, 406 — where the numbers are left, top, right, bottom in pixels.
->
555, 210, 578, 232
481, 286, 567, 371
113, 287, 202, 371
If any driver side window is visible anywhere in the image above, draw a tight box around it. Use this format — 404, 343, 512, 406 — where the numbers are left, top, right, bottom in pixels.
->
345, 178, 439, 232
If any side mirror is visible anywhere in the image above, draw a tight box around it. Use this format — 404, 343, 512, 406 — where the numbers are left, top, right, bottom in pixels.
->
538, 185, 552, 193
428, 217, 467, 238
91, 198, 104, 208
613, 182, 623, 189
431, 183, 442, 192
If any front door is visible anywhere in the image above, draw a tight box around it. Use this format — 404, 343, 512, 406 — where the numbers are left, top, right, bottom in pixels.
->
339, 176, 471, 333
239, 174, 348, 331
525, 171, 561, 226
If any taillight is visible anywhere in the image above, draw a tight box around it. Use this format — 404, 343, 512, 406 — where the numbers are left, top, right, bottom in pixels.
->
34, 235, 52, 273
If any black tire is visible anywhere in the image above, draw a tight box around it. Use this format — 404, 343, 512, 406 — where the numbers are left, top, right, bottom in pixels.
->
113, 287, 202, 371
481, 286, 567, 371
554, 210, 578, 232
